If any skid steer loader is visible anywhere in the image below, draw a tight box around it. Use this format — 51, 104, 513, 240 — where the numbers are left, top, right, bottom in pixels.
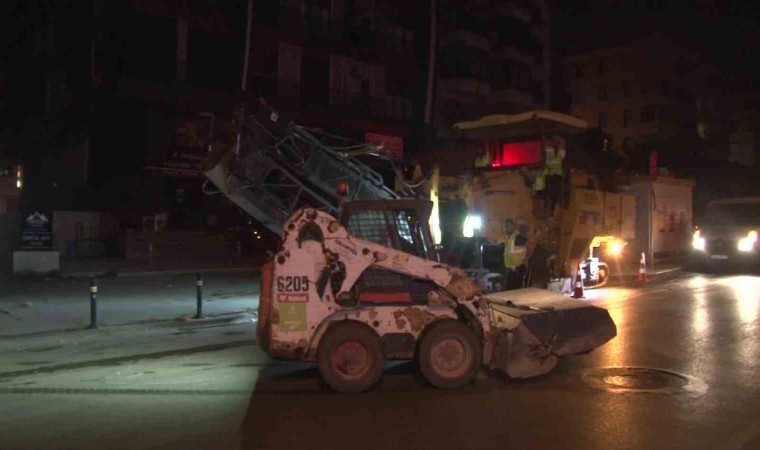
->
256, 201, 617, 393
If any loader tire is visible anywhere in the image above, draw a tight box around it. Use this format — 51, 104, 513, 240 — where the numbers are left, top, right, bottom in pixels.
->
418, 319, 482, 389
317, 321, 384, 394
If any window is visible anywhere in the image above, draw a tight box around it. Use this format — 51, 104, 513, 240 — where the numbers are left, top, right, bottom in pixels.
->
640, 107, 657, 123
598, 84, 608, 101
623, 109, 631, 127
278, 43, 302, 82
660, 80, 670, 96
622, 81, 631, 98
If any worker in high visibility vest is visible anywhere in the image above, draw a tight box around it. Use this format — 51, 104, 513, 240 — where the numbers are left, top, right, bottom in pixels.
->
544, 135, 566, 212
503, 219, 528, 290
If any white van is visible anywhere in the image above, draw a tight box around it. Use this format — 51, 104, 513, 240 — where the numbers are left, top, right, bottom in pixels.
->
691, 197, 760, 268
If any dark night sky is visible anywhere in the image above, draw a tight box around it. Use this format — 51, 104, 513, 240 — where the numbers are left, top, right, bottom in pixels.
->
553, 0, 760, 84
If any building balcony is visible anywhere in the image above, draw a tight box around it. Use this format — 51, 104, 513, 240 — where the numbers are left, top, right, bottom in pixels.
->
493, 44, 538, 66
259, 5, 414, 55
490, 2, 533, 22
440, 30, 492, 52
329, 90, 413, 121
489, 87, 538, 109
438, 77, 493, 97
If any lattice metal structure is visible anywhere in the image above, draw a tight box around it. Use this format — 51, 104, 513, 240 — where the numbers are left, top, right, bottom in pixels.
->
203, 102, 398, 234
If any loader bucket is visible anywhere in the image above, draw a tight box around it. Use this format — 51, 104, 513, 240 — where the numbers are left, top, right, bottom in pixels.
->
486, 288, 617, 379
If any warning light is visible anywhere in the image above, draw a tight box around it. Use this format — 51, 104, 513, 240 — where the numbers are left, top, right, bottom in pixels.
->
336, 181, 349, 198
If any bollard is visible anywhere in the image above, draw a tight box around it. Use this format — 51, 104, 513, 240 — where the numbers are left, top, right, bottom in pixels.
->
195, 272, 204, 319
88, 278, 98, 329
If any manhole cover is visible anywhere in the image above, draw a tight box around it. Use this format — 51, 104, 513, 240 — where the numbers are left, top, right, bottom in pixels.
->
583, 367, 707, 397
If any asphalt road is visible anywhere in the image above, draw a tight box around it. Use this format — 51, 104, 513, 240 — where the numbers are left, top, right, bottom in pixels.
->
1, 270, 759, 450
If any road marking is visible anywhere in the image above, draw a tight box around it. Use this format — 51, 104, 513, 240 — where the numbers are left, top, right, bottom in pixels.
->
712, 418, 760, 450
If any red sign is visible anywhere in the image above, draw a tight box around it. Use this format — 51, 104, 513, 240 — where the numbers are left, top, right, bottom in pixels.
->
491, 141, 543, 169
365, 133, 403, 159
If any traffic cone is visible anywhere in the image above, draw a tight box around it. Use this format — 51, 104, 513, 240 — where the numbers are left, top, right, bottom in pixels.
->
638, 252, 648, 282
572, 264, 584, 298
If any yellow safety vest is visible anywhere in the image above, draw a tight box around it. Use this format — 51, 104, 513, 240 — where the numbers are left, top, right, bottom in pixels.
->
533, 167, 547, 192
504, 233, 527, 269
545, 147, 565, 176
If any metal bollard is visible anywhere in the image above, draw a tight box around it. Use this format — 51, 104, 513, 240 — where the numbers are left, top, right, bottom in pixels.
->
88, 278, 98, 329
195, 272, 204, 319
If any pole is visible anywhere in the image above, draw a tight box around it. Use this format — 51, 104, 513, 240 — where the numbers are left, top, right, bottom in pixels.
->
423, 0, 437, 125
195, 272, 204, 319
88, 278, 98, 329
148, 242, 154, 267
236, 0, 254, 157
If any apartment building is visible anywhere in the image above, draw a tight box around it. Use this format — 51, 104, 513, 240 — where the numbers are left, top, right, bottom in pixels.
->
433, 0, 550, 140
559, 33, 726, 169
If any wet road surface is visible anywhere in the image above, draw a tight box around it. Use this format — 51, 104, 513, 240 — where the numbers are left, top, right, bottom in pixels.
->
0, 270, 758, 449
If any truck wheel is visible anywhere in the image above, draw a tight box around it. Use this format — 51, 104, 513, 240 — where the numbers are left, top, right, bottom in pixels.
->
418, 319, 482, 389
317, 322, 384, 394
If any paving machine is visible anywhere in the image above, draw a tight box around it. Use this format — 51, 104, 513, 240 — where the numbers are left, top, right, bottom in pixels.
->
444, 111, 636, 291
202, 101, 617, 393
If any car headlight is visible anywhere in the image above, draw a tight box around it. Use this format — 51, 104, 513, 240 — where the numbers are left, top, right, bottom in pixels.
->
692, 230, 706, 251
737, 230, 757, 252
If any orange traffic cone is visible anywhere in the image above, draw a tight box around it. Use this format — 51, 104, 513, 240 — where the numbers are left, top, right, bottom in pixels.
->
638, 252, 648, 282
572, 264, 584, 299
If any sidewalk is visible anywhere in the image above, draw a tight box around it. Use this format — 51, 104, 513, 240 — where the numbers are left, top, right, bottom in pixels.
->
0, 271, 261, 337
59, 256, 265, 278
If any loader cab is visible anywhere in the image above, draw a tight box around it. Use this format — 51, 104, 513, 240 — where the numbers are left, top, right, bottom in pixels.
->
338, 199, 439, 304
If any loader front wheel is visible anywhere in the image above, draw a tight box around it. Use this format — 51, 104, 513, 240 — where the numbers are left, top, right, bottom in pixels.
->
317, 322, 384, 394
418, 320, 482, 389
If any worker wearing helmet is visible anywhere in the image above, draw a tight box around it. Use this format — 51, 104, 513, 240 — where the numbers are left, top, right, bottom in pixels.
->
503, 219, 528, 290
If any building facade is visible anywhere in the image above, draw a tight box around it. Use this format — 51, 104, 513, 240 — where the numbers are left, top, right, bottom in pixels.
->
559, 33, 728, 171
433, 0, 550, 141
71, 0, 427, 230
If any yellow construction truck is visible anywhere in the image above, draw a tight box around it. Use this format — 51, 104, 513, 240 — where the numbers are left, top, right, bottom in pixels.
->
439, 111, 636, 290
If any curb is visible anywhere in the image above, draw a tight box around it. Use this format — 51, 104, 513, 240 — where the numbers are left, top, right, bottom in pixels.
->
62, 266, 261, 279
0, 311, 257, 340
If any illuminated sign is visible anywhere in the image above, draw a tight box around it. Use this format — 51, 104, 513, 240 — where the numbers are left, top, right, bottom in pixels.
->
490, 141, 544, 169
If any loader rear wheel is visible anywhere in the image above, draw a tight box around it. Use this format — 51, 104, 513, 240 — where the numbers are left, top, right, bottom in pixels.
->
418, 320, 482, 389
317, 322, 384, 394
